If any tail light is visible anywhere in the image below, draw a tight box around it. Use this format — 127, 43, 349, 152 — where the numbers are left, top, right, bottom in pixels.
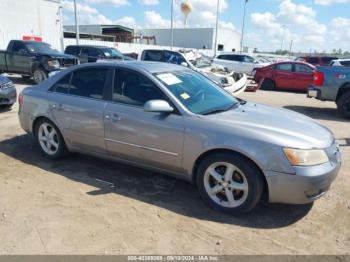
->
18, 93, 24, 105
314, 71, 324, 86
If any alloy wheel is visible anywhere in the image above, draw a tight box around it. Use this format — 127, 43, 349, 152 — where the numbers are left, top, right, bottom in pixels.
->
203, 162, 249, 208
38, 123, 59, 155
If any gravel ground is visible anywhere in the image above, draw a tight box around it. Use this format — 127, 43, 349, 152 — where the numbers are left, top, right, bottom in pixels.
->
0, 76, 349, 255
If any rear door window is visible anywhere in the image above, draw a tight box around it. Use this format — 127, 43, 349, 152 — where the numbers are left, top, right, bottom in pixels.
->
69, 68, 108, 99
50, 73, 72, 94
65, 46, 81, 56
243, 56, 255, 63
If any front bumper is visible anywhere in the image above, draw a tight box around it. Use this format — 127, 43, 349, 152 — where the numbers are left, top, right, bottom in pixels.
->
0, 87, 16, 105
265, 146, 341, 204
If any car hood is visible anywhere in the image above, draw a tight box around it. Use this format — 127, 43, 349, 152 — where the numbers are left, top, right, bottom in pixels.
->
0, 75, 11, 85
203, 102, 334, 149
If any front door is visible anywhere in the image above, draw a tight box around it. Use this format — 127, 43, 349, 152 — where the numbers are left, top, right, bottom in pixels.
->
104, 68, 185, 172
293, 64, 314, 91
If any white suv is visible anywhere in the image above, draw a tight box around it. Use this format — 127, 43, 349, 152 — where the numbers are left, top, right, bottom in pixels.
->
213, 53, 270, 75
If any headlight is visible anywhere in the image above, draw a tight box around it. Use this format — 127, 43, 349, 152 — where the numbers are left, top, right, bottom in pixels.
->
47, 59, 60, 68
283, 148, 329, 166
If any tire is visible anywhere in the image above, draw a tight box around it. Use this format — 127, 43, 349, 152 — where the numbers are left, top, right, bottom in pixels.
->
337, 91, 350, 119
196, 153, 264, 215
33, 68, 48, 84
21, 75, 31, 80
261, 78, 275, 91
34, 118, 68, 159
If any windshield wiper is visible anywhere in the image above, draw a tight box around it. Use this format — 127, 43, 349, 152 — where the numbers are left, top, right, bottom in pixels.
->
202, 102, 238, 115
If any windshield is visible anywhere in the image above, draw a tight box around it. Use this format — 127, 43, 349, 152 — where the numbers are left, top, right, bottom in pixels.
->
102, 48, 124, 59
25, 42, 61, 54
190, 55, 212, 68
154, 70, 238, 115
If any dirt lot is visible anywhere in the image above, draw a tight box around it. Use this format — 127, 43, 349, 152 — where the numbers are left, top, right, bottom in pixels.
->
0, 76, 349, 255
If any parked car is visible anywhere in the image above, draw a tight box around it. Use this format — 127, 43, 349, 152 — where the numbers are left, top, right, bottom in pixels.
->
308, 66, 350, 118
0, 40, 78, 84
0, 75, 16, 108
295, 56, 338, 66
139, 49, 247, 94
64, 45, 132, 64
212, 53, 270, 75
18, 62, 341, 214
254, 61, 316, 92
330, 58, 350, 67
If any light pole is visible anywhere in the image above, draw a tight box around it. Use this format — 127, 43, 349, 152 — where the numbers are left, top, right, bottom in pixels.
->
74, 0, 80, 45
280, 24, 286, 51
171, 0, 174, 50
214, 0, 220, 56
240, 0, 248, 53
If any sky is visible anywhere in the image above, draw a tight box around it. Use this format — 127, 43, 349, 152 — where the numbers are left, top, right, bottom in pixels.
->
61, 0, 350, 53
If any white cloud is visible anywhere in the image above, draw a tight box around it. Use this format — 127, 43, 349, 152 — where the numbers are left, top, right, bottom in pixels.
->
62, 0, 113, 24
138, 0, 159, 5
248, 0, 329, 51
314, 0, 350, 5
328, 17, 350, 47
84, 0, 130, 7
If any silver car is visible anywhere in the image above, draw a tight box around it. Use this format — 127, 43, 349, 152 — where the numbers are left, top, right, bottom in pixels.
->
18, 62, 341, 214
0, 75, 16, 108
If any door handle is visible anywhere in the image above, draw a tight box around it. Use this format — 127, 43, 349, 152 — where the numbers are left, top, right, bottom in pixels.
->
111, 114, 121, 122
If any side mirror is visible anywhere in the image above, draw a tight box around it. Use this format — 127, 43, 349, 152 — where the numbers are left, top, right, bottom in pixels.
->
181, 62, 189, 67
144, 100, 174, 113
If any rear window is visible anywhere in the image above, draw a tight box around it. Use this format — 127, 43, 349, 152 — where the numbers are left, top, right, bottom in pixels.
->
142, 50, 163, 62
65, 46, 81, 56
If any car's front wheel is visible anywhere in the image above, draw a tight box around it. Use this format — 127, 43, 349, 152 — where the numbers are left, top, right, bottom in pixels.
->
196, 153, 264, 214
261, 78, 275, 91
35, 119, 68, 159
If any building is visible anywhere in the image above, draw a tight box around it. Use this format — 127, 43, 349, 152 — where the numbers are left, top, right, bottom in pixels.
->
0, 0, 63, 50
135, 27, 241, 52
64, 24, 135, 43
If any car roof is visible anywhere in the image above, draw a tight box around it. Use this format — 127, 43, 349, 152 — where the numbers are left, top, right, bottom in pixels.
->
272, 61, 316, 68
72, 61, 186, 74
66, 45, 114, 49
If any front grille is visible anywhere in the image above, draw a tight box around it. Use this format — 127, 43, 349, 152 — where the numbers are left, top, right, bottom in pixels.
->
0, 81, 14, 90
59, 58, 78, 68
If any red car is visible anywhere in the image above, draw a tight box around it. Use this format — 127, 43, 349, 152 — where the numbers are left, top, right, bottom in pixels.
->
253, 61, 316, 92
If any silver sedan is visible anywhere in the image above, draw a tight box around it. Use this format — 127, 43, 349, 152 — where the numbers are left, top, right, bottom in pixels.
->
18, 62, 341, 214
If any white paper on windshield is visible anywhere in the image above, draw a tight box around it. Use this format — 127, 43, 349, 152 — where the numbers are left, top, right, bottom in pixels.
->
104, 52, 111, 57
157, 73, 182, 86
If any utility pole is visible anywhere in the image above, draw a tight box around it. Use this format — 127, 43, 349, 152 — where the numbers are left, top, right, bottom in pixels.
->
280, 24, 286, 51
74, 0, 80, 45
171, 0, 174, 50
240, 0, 248, 53
214, 0, 220, 56
58, 5, 64, 52
289, 39, 293, 56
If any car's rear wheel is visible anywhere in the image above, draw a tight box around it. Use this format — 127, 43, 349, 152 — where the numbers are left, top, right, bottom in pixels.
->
337, 91, 350, 119
33, 68, 47, 84
196, 153, 264, 214
261, 78, 275, 91
35, 119, 68, 159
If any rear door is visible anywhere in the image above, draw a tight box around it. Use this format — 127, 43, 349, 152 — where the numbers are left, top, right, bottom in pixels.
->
241, 55, 257, 75
48, 66, 111, 154
292, 63, 314, 91
273, 63, 294, 89
104, 68, 184, 172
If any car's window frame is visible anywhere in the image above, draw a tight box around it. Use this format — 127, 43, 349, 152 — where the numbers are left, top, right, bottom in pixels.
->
274, 63, 293, 72
48, 66, 113, 102
108, 67, 181, 115
293, 63, 314, 74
